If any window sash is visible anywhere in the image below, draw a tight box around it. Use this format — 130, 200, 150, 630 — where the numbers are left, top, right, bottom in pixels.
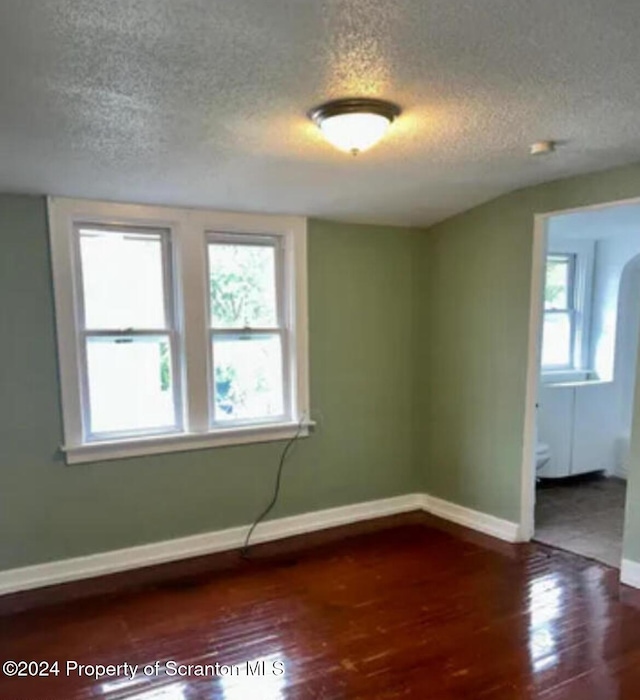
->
210, 329, 289, 426
206, 232, 291, 426
73, 224, 184, 441
75, 223, 175, 331
542, 309, 577, 370
207, 233, 284, 330
545, 253, 576, 312
79, 330, 184, 441
542, 253, 579, 369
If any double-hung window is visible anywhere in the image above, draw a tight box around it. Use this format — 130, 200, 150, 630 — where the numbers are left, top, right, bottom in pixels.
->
77, 225, 181, 439
207, 234, 288, 425
49, 199, 309, 464
541, 254, 577, 369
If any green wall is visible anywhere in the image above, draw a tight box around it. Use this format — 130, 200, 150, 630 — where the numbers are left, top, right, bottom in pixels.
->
0, 198, 416, 570
6, 160, 640, 573
414, 163, 640, 559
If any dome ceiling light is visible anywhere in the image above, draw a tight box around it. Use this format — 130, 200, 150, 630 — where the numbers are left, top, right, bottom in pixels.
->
308, 98, 401, 156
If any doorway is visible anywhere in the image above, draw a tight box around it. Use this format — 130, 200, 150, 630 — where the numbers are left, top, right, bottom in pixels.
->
521, 198, 640, 569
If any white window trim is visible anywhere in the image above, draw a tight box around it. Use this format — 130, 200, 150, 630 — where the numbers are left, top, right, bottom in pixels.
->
542, 252, 578, 371
74, 224, 185, 442
541, 240, 595, 375
48, 197, 310, 465
206, 231, 291, 428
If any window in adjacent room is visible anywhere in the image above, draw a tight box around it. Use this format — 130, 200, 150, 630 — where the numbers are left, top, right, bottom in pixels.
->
48, 199, 309, 464
541, 254, 577, 369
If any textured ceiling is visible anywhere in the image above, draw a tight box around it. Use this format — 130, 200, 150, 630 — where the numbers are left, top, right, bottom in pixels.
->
2, 1, 640, 227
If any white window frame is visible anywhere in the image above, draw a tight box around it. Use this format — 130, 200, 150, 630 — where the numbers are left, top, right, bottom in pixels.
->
542, 253, 578, 371
206, 232, 291, 428
48, 198, 309, 465
74, 224, 184, 442
541, 240, 595, 378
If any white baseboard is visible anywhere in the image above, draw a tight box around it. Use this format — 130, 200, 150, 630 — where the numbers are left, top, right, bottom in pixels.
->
0, 494, 422, 596
421, 494, 522, 543
621, 559, 640, 588
0, 492, 522, 596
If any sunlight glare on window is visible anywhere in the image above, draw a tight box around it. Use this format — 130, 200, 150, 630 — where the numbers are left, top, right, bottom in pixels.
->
78, 225, 178, 438
541, 314, 572, 368
213, 335, 284, 421
86, 337, 176, 435
79, 228, 166, 330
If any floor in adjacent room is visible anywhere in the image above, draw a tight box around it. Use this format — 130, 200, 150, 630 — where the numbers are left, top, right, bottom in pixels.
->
535, 474, 627, 568
3, 515, 640, 699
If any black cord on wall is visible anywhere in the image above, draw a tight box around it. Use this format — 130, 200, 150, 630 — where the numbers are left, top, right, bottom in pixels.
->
241, 415, 307, 558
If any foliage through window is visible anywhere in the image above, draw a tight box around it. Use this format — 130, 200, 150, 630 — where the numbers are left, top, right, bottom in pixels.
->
48, 198, 308, 463
208, 237, 286, 423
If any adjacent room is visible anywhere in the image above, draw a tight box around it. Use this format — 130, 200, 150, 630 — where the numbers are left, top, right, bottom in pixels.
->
3, 2, 640, 699
535, 204, 640, 567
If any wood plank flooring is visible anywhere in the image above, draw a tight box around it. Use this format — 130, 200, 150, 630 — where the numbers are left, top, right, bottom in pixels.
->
2, 515, 640, 699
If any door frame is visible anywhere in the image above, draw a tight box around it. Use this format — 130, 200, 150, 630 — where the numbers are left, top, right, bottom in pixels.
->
520, 195, 640, 542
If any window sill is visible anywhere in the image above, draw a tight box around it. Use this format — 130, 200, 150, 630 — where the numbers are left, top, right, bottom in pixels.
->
541, 369, 595, 384
543, 378, 613, 389
62, 421, 312, 465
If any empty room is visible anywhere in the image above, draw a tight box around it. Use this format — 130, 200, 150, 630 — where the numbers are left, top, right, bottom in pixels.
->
4, 2, 640, 699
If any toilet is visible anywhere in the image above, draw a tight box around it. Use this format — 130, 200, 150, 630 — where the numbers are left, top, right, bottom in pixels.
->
536, 442, 551, 472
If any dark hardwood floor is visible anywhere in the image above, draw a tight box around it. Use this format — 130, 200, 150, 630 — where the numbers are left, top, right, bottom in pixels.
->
2, 514, 640, 699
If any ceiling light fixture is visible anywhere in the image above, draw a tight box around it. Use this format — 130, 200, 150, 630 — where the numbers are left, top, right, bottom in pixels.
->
309, 98, 401, 155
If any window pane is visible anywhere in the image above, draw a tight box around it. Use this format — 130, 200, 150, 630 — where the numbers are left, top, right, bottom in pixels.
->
80, 228, 167, 330
86, 335, 176, 435
544, 256, 571, 310
209, 242, 278, 329
542, 313, 572, 367
213, 334, 284, 421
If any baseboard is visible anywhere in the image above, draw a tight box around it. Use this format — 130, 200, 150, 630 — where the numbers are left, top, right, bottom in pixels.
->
421, 494, 522, 543
7, 489, 637, 598
621, 559, 640, 589
0, 494, 423, 596
0, 492, 523, 597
